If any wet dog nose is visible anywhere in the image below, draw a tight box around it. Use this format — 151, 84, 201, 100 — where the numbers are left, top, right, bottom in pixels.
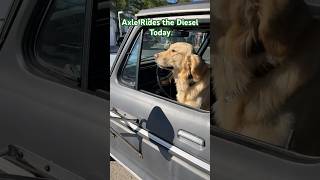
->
154, 53, 159, 59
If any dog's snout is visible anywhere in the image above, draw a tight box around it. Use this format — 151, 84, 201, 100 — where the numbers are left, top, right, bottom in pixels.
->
154, 53, 159, 59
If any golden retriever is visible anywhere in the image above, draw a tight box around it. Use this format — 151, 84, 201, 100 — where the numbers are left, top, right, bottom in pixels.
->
154, 42, 210, 110
212, 0, 320, 149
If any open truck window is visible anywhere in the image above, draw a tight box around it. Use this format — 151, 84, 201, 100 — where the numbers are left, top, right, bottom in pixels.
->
119, 26, 210, 111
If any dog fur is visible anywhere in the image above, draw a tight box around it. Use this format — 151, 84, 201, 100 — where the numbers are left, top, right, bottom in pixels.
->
155, 42, 210, 110
212, 0, 320, 149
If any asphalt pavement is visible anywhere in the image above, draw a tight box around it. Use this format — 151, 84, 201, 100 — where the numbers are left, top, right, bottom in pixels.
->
110, 161, 138, 180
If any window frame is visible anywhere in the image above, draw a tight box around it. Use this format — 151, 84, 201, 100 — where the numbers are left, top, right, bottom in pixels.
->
23, 0, 108, 100
33, 0, 87, 85
117, 25, 210, 113
110, 26, 133, 75
212, 125, 320, 163
23, 0, 95, 94
118, 30, 143, 89
0, 0, 21, 48
81, 0, 94, 90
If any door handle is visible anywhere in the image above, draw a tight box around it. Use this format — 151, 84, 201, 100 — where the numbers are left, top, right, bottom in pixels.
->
178, 130, 205, 147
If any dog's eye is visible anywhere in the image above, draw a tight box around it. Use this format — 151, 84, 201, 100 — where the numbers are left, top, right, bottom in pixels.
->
171, 49, 176, 52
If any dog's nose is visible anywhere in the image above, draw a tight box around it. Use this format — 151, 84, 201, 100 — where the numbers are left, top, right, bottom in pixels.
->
154, 53, 159, 59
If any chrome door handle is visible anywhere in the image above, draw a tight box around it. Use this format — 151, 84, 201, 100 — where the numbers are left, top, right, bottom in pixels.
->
178, 130, 205, 147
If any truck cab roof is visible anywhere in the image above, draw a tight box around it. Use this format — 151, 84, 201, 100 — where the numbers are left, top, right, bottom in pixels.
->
136, 2, 210, 18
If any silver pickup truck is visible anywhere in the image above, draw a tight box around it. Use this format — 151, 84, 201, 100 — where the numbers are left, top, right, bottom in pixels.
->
0, 0, 108, 179
110, 2, 210, 180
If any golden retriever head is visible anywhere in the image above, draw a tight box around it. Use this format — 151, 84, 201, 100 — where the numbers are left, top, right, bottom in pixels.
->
213, 0, 312, 59
154, 42, 204, 81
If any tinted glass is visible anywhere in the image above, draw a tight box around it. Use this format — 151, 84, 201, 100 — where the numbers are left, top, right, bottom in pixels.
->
121, 33, 142, 87
0, 0, 14, 42
36, 0, 86, 80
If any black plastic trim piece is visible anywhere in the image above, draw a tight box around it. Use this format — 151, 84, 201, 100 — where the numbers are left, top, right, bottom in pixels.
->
0, 0, 22, 49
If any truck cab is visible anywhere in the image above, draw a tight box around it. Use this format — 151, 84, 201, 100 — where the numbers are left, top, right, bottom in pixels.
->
110, 2, 210, 180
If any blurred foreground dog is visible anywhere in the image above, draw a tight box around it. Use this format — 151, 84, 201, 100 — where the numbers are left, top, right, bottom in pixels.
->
212, 0, 320, 152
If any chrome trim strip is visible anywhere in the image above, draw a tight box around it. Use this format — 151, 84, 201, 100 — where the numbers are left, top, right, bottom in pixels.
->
136, 8, 209, 17
110, 111, 210, 172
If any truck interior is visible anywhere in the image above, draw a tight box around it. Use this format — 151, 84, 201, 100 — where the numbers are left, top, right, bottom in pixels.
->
120, 25, 212, 110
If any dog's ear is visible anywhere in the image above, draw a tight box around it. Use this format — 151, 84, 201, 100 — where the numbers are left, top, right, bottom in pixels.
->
188, 54, 203, 82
